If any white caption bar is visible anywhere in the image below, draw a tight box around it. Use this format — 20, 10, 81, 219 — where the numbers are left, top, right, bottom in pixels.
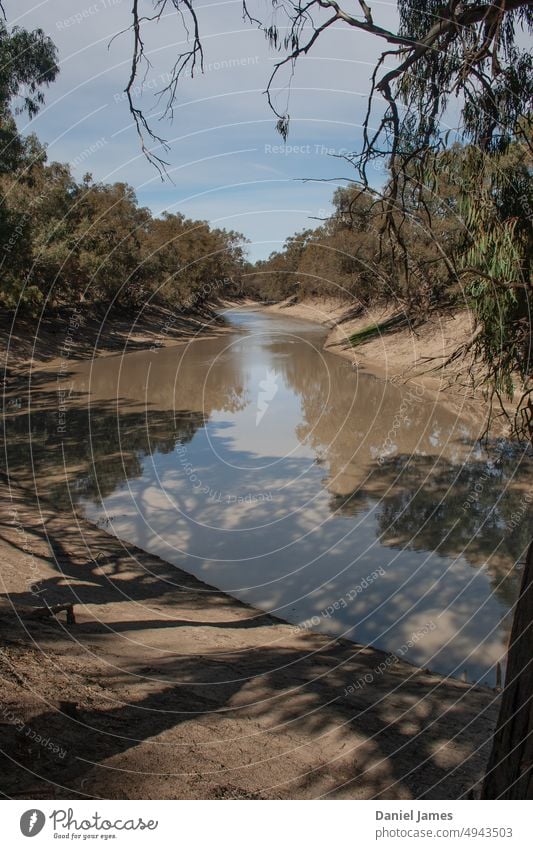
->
3, 800, 530, 848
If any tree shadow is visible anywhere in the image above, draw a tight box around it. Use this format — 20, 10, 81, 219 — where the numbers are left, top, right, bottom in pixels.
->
0, 460, 501, 800
0, 612, 499, 800
1, 325, 526, 798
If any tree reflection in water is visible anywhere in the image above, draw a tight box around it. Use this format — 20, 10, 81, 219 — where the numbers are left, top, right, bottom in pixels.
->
274, 325, 532, 623
330, 450, 531, 614
4, 397, 207, 507
4, 310, 532, 684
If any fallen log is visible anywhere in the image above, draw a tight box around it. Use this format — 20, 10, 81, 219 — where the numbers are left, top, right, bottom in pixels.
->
27, 603, 76, 625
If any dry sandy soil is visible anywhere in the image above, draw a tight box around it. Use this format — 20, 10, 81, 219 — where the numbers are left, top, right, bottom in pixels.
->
266, 298, 477, 383
0, 302, 229, 374
265, 296, 475, 385
0, 297, 501, 799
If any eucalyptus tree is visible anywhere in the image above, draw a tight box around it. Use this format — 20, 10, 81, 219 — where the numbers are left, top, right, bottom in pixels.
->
0, 17, 58, 165
0, 17, 58, 305
123, 1, 532, 430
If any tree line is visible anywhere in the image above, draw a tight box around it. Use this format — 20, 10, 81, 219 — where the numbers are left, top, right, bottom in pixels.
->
246, 140, 531, 322
0, 22, 246, 316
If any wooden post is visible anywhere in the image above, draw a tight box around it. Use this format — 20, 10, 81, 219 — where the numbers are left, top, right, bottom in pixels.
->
481, 541, 533, 799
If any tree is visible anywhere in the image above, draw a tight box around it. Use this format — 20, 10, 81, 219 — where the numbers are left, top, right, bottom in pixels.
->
141, 211, 246, 306
0, 17, 57, 174
0, 17, 58, 307
65, 179, 151, 306
122, 1, 532, 425
0, 7, 245, 315
482, 541, 533, 798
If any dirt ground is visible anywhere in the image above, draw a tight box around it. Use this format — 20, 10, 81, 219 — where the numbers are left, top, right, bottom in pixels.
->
0, 302, 229, 374
265, 297, 475, 388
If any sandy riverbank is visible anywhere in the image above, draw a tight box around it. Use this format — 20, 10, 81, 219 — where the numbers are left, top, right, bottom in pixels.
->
265, 296, 475, 386
264, 297, 501, 432
1, 297, 475, 395
0, 302, 230, 375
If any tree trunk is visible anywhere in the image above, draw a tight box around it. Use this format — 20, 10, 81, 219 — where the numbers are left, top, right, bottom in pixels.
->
481, 540, 533, 798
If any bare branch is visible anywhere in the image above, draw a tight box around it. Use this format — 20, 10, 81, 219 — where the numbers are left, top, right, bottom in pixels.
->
124, 0, 170, 178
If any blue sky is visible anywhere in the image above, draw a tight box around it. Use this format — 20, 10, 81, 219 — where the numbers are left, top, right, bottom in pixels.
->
12, 0, 398, 260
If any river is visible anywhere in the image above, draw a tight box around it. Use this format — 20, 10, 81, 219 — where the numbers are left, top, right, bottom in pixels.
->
7, 307, 532, 685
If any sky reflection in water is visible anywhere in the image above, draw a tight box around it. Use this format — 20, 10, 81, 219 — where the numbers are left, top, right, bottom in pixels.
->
9, 309, 532, 685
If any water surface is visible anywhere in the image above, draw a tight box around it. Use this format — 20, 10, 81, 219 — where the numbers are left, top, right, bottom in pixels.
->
6, 308, 532, 685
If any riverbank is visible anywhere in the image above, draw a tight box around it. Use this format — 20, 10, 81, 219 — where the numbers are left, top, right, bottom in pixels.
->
0, 302, 229, 376
263, 297, 508, 435
265, 297, 474, 380
0, 474, 499, 800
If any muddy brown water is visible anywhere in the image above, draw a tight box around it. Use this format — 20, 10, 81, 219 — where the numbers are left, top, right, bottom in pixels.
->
6, 308, 532, 685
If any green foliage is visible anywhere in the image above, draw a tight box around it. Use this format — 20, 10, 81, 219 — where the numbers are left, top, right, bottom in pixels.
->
349, 314, 408, 348
394, 2, 533, 155
1, 152, 247, 312
0, 19, 58, 188
0, 20, 58, 119
446, 143, 533, 404
246, 171, 464, 309
143, 212, 246, 307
